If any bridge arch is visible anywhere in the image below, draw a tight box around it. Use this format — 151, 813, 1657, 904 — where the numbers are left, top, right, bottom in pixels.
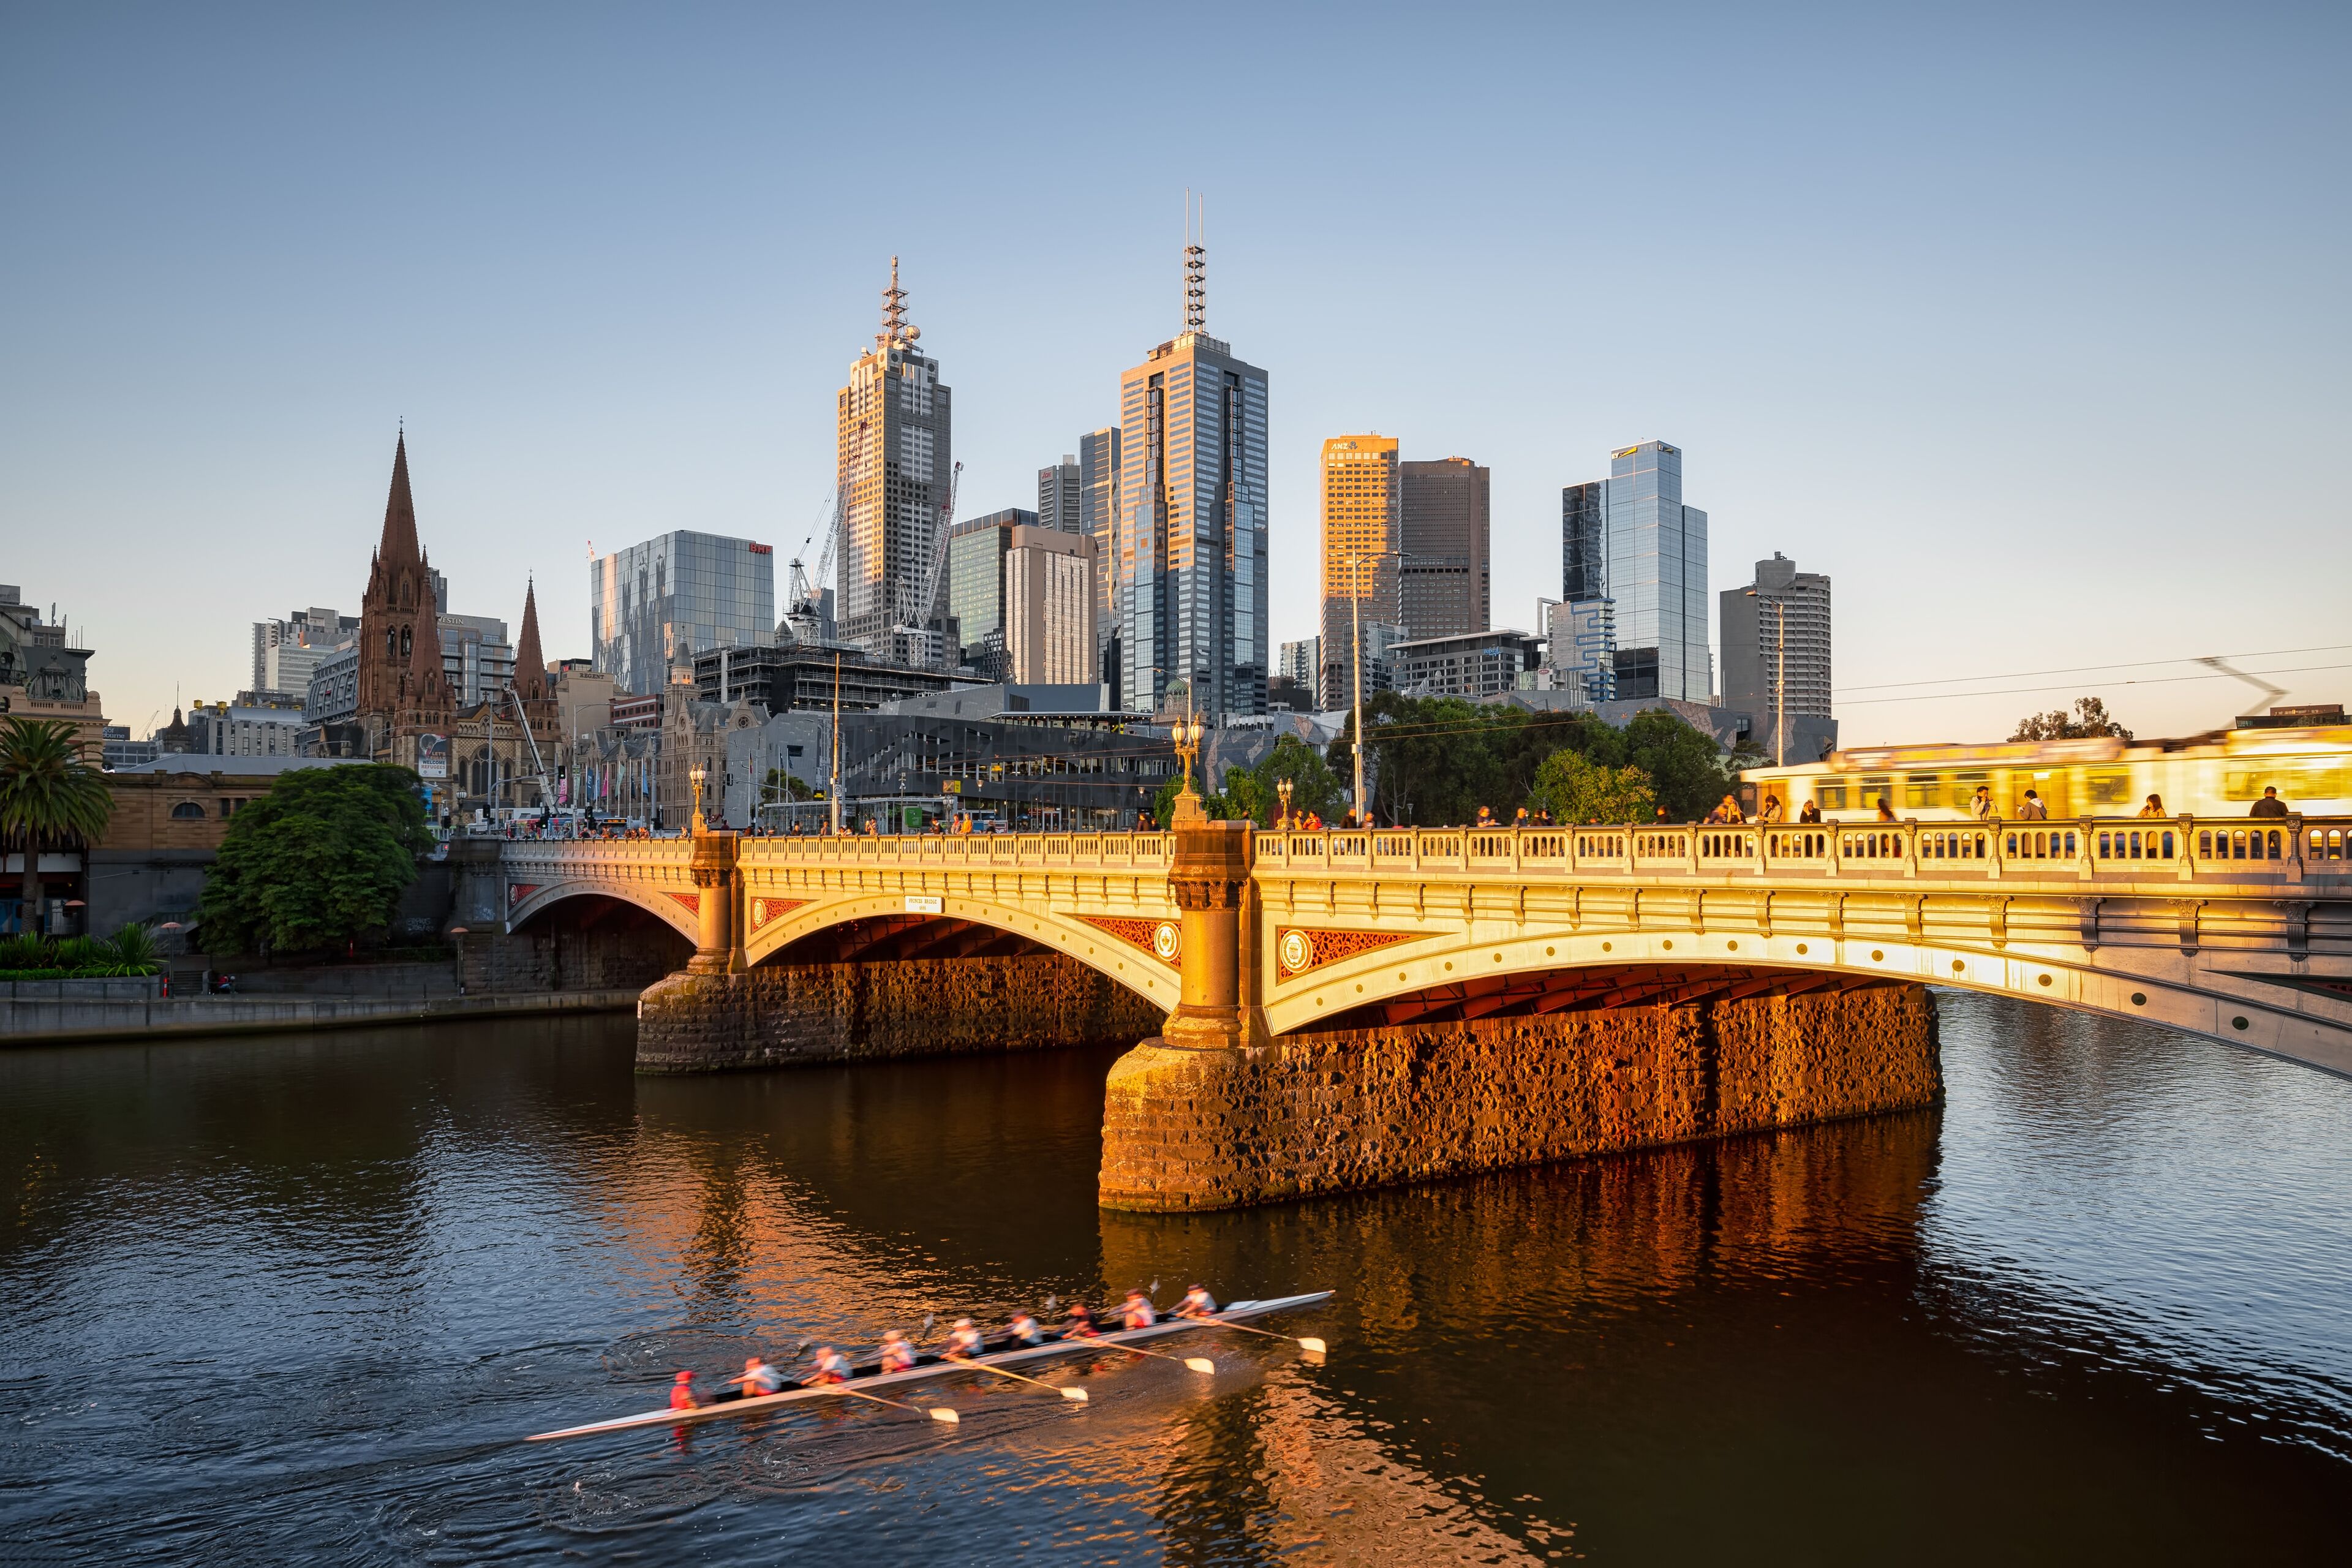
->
1264, 921, 2345, 1072
507, 878, 701, 943
743, 892, 1174, 1010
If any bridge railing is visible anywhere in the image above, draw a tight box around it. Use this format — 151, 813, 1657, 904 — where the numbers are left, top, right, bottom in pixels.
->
520, 818, 2351, 889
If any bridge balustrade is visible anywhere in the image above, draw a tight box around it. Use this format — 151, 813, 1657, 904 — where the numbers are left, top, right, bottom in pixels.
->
2003, 827, 2079, 862
1765, 829, 1833, 865
2310, 827, 2348, 862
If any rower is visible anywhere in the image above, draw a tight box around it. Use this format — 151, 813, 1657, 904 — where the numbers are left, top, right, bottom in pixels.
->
802, 1346, 853, 1386
1006, 1310, 1046, 1346
943, 1317, 986, 1360
1120, 1289, 1156, 1330
733, 1355, 783, 1398
1177, 1284, 1219, 1319
669, 1370, 698, 1411
1062, 1302, 1100, 1340
876, 1331, 917, 1373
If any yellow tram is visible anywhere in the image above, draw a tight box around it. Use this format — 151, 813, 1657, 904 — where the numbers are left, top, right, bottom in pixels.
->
1738, 715, 2352, 823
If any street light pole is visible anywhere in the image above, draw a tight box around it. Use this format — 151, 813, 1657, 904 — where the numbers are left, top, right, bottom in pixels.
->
1346, 549, 1406, 827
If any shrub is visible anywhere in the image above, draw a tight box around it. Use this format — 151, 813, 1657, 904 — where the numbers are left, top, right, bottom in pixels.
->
107, 922, 159, 972
0, 932, 51, 970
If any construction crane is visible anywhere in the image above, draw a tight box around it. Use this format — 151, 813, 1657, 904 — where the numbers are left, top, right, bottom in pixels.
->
786, 421, 870, 641
894, 459, 962, 666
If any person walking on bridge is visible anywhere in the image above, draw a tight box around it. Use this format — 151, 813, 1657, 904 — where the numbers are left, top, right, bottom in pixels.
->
2018, 790, 2048, 820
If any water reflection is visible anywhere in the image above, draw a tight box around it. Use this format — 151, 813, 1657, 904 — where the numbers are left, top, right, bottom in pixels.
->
1, 993, 2348, 1564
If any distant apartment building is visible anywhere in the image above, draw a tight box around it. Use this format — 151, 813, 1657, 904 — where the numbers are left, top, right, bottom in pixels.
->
252, 607, 360, 704
1390, 630, 1544, 700
837, 258, 952, 655
1719, 552, 1833, 762
589, 530, 777, 696
186, 700, 308, 758
1278, 637, 1320, 689
1079, 428, 1121, 702
437, 613, 514, 709
1317, 435, 1401, 710
305, 644, 360, 727
1399, 457, 1490, 640
1004, 524, 1098, 686
1547, 598, 1617, 704
1038, 456, 1085, 534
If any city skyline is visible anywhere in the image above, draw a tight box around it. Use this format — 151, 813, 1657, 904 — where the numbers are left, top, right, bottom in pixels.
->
5, 6, 2346, 747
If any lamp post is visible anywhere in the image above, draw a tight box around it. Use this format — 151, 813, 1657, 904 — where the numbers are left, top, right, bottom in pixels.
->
1276, 776, 1294, 829
688, 766, 707, 834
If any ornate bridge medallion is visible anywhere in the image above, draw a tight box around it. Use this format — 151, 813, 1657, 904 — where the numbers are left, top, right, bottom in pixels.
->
1275, 925, 1424, 978
1077, 914, 1180, 967
507, 883, 540, 908
748, 897, 810, 932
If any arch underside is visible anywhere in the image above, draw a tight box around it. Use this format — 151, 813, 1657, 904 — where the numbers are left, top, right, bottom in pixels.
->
745, 895, 1173, 1008
1271, 927, 2352, 1078
507, 881, 699, 941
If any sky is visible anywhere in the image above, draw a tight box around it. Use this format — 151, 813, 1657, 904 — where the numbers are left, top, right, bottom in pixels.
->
4, 1, 2347, 749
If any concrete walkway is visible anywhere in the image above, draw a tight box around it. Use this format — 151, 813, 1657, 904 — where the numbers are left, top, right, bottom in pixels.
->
0, 987, 640, 1045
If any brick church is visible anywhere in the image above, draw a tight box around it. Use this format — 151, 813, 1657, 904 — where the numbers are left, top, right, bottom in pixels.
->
355, 433, 557, 816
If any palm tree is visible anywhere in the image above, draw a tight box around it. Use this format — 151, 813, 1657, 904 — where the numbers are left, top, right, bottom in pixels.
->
0, 717, 112, 935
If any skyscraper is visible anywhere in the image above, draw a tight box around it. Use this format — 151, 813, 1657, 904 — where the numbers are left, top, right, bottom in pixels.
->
1079, 427, 1121, 704
943, 508, 1035, 673
1004, 524, 1098, 685
1113, 216, 1268, 717
1038, 456, 1084, 534
1317, 435, 1400, 710
1558, 479, 1615, 701
1720, 552, 1832, 761
1602, 441, 1709, 703
1399, 457, 1489, 640
589, 531, 777, 697
838, 257, 952, 655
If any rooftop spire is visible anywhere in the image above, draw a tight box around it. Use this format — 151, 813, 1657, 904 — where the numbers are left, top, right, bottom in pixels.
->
1183, 190, 1206, 333
515, 577, 546, 701
878, 255, 917, 347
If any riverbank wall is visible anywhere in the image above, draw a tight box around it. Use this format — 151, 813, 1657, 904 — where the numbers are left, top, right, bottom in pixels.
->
1098, 981, 1940, 1211
635, 954, 1167, 1074
0, 986, 638, 1045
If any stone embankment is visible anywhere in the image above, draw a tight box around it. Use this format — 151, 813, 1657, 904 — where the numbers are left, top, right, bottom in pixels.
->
1098, 982, 1940, 1211
0, 985, 637, 1044
635, 953, 1167, 1074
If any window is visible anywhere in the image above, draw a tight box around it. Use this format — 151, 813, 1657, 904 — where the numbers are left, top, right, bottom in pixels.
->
170, 801, 206, 819
2086, 771, 2131, 806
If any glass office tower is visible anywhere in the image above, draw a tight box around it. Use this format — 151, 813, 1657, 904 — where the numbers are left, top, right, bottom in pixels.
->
1603, 441, 1709, 703
589, 532, 776, 697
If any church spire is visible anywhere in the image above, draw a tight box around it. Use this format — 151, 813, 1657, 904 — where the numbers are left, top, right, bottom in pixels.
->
514, 578, 546, 703
378, 430, 421, 570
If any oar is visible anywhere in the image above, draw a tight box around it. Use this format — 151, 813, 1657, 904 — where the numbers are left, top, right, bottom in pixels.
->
1077, 1336, 1216, 1374
812, 1385, 960, 1423
952, 1359, 1089, 1402
1183, 1317, 1328, 1355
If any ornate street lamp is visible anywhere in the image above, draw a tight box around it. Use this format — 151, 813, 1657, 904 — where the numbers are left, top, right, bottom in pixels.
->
1276, 776, 1294, 829
688, 766, 707, 834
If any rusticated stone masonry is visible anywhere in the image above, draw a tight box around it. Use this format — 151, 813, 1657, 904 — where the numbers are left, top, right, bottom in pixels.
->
1098, 982, 1940, 1211
636, 952, 1167, 1075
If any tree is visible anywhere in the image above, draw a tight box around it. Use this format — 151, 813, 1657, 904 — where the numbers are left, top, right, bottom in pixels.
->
196, 765, 432, 955
1621, 708, 1736, 821
1245, 733, 1347, 826
2012, 696, 2133, 743
761, 767, 815, 804
1530, 750, 1657, 824
0, 717, 112, 934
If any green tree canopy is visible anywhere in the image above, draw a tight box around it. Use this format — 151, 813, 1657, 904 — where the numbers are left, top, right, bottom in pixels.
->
2012, 696, 2133, 742
0, 716, 113, 931
1529, 750, 1659, 824
196, 765, 432, 955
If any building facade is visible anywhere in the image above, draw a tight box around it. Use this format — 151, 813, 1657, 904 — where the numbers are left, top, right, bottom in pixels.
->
1547, 598, 1618, 704
1038, 456, 1084, 534
1317, 435, 1400, 710
251, 608, 358, 704
1399, 457, 1490, 641
1079, 426, 1122, 703
943, 508, 1033, 671
185, 701, 307, 758
0, 585, 104, 762
837, 258, 953, 656
589, 530, 776, 698
691, 644, 969, 714
1114, 254, 1268, 718
1004, 524, 1098, 686
1719, 552, 1832, 763
1390, 629, 1545, 699
1599, 440, 1709, 703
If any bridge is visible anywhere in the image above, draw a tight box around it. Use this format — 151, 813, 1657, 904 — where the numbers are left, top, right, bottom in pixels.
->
500, 814, 2352, 1076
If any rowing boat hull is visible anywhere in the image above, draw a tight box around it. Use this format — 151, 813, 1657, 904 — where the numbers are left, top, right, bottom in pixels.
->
526, 1292, 1333, 1442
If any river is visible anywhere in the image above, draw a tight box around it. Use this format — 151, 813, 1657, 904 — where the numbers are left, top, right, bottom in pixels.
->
4, 991, 2348, 1564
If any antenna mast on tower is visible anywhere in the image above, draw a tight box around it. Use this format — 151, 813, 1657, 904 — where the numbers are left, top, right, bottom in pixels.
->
1183, 190, 1207, 333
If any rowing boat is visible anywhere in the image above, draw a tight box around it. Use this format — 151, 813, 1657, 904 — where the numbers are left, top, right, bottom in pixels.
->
526, 1292, 1334, 1442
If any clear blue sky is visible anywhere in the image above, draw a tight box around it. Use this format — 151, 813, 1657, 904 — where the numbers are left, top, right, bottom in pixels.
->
6, 1, 2346, 746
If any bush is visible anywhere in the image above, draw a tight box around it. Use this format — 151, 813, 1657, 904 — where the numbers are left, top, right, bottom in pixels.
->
108, 922, 159, 974
0, 933, 51, 970
51, 935, 104, 970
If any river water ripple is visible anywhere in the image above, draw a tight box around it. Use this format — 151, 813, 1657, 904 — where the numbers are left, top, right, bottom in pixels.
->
2, 990, 2348, 1564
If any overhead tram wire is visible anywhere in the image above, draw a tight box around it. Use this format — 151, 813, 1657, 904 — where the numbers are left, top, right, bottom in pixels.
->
1833, 643, 2352, 696
1833, 661, 2352, 707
